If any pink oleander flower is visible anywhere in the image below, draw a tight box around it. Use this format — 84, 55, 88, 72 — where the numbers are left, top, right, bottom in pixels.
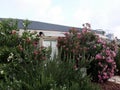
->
106, 57, 114, 63
103, 72, 107, 76
103, 75, 108, 79
85, 23, 91, 28
93, 45, 96, 48
111, 51, 116, 57
42, 56, 46, 60
114, 65, 117, 68
18, 45, 24, 51
34, 50, 38, 55
97, 38, 102, 43
11, 30, 16, 34
102, 65, 108, 71
98, 71, 101, 74
102, 56, 105, 59
106, 47, 110, 50
64, 32, 69, 36
56, 44, 60, 47
33, 41, 38, 47
72, 49, 75, 53
98, 62, 103, 67
102, 45, 106, 48
66, 48, 68, 51
95, 54, 102, 60
82, 28, 87, 34
112, 61, 116, 65
105, 50, 111, 56
109, 73, 114, 77
77, 33, 81, 38
111, 69, 115, 73
101, 41, 106, 45
26, 37, 31, 43
98, 75, 101, 79
57, 37, 62, 41
96, 35, 99, 38
62, 45, 65, 48
69, 27, 78, 34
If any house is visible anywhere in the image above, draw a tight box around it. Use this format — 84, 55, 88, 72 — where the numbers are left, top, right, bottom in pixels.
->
0, 18, 107, 58
0, 18, 105, 39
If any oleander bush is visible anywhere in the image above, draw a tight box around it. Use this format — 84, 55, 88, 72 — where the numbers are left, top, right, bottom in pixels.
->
0, 19, 50, 64
0, 19, 50, 89
57, 23, 118, 83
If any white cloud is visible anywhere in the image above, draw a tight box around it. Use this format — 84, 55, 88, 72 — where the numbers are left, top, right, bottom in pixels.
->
105, 0, 120, 38
45, 6, 65, 24
73, 9, 93, 24
73, 8, 109, 29
15, 0, 52, 17
5, 0, 65, 24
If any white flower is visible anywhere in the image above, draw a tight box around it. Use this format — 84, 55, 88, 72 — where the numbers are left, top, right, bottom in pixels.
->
7, 53, 14, 62
44, 64, 47, 67
0, 70, 4, 74
32, 34, 37, 39
0, 32, 5, 35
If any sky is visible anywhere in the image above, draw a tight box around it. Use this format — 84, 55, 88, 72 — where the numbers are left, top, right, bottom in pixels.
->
0, 0, 120, 38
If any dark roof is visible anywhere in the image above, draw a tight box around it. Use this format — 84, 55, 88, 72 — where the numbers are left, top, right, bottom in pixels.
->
19, 19, 79, 32
0, 18, 80, 32
0, 18, 104, 34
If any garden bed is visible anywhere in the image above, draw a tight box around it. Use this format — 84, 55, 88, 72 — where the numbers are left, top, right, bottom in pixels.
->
101, 76, 120, 90
100, 81, 120, 90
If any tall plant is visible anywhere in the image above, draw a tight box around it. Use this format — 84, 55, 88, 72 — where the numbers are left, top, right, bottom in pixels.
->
0, 19, 51, 89
57, 23, 118, 82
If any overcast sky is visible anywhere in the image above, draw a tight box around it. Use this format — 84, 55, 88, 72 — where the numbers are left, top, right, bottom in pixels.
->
0, 0, 120, 38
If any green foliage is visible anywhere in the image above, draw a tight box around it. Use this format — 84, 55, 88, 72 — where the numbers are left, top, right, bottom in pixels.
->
0, 19, 101, 89
0, 18, 18, 32
0, 19, 19, 47
23, 19, 31, 30
0, 18, 51, 64
115, 47, 120, 74
0, 57, 101, 90
42, 57, 101, 90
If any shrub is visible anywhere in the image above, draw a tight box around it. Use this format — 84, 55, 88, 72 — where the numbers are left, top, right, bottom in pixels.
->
115, 47, 120, 74
0, 19, 51, 89
0, 19, 19, 47
57, 23, 117, 83
0, 55, 101, 90
88, 47, 117, 82
40, 56, 101, 90
0, 19, 51, 64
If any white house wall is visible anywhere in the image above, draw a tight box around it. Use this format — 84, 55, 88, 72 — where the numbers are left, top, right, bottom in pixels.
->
19, 29, 65, 37
43, 40, 58, 59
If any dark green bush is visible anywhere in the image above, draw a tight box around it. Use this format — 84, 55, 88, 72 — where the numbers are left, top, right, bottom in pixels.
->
115, 47, 120, 74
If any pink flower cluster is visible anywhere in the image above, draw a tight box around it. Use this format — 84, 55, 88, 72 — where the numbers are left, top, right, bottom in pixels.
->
95, 46, 117, 82
57, 24, 118, 83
